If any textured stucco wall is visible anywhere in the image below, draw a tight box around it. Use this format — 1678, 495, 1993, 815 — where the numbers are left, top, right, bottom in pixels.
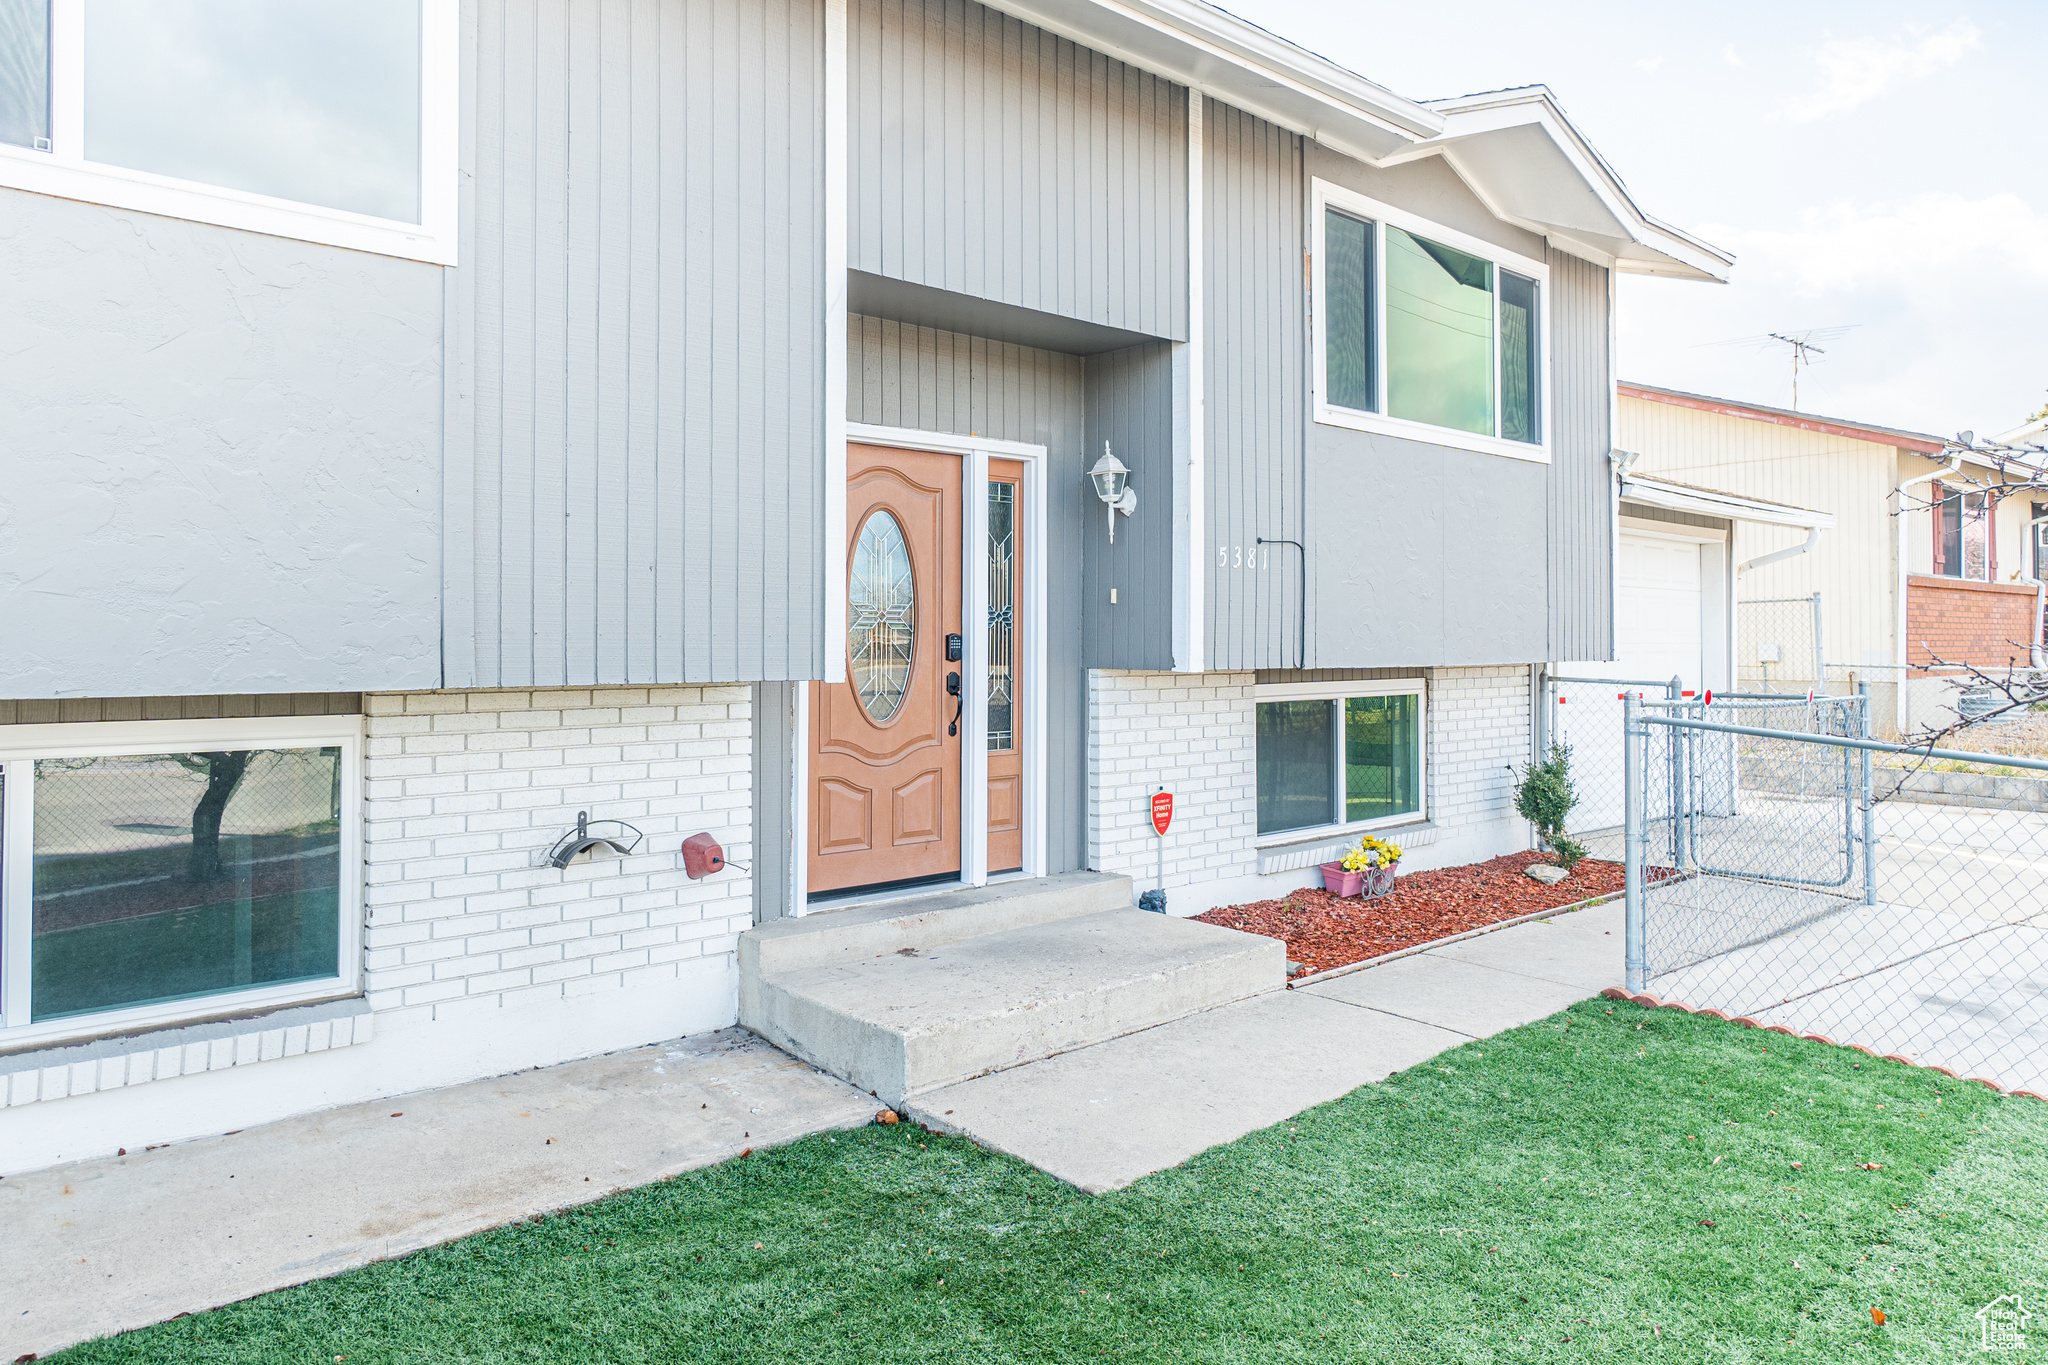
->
0, 188, 442, 697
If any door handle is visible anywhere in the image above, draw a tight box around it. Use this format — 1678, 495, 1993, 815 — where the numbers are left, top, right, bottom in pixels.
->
947, 671, 962, 737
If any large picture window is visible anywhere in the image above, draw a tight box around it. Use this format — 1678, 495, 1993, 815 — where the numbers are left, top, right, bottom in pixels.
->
1255, 682, 1425, 838
0, 0, 456, 263
1313, 180, 1548, 462
0, 717, 362, 1045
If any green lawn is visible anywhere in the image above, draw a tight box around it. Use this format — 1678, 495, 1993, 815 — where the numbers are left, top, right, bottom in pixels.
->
58, 1000, 2048, 1363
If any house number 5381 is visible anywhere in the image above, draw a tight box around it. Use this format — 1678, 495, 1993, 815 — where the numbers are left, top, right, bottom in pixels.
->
1217, 545, 1270, 569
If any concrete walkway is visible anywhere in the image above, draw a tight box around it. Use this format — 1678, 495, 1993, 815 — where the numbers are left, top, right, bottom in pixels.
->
6, 901, 1623, 1358
905, 900, 1624, 1191
3, 1029, 875, 1363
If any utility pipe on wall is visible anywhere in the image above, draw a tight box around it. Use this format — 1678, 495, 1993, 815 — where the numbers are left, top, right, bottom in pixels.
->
1893, 449, 1964, 734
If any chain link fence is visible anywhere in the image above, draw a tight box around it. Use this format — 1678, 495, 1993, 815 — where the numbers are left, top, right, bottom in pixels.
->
1621, 692, 2048, 1095
1737, 593, 1823, 695
1538, 674, 1679, 863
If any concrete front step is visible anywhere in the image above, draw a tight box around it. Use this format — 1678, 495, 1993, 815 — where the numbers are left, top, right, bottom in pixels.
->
741, 908, 1285, 1105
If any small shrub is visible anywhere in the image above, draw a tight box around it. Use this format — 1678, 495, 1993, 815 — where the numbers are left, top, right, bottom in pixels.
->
1514, 744, 1580, 865
1547, 834, 1591, 872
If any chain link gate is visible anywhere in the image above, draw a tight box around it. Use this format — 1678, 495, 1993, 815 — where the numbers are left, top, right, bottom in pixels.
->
1622, 688, 2048, 1095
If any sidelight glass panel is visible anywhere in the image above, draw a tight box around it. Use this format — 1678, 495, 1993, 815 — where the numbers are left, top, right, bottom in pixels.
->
1345, 695, 1421, 823
0, 0, 49, 151
1385, 225, 1494, 437
30, 748, 344, 1021
1324, 208, 1376, 412
849, 510, 916, 722
987, 482, 1016, 752
83, 0, 423, 221
1499, 271, 1541, 445
1256, 701, 1335, 835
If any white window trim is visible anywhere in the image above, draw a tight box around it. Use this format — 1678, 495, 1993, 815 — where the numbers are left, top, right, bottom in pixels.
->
0, 0, 459, 265
1252, 677, 1428, 847
0, 715, 365, 1049
1310, 178, 1551, 465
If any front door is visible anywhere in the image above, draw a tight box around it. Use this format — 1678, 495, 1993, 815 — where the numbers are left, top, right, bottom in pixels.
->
810, 444, 963, 895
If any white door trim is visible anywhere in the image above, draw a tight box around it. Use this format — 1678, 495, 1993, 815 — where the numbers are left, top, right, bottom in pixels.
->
792, 425, 1051, 914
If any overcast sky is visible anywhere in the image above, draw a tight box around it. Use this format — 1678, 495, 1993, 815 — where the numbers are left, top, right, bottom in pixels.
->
1221, 0, 2045, 439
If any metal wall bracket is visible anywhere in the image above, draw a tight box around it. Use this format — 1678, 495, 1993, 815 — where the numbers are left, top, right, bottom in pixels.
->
545, 810, 644, 869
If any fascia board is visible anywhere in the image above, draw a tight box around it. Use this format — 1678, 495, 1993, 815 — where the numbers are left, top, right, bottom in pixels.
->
1623, 478, 1835, 530
980, 0, 1438, 160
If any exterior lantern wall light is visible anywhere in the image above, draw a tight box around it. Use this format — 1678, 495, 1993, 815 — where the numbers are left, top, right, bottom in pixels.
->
1089, 442, 1137, 543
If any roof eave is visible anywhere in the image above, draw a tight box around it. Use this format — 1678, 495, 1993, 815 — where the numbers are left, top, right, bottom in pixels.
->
1622, 476, 1835, 530
979, 0, 1440, 162
1404, 88, 1733, 282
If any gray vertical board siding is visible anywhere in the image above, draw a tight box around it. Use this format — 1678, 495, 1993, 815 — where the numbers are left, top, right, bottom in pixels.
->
750, 680, 795, 922
0, 188, 441, 700
468, 0, 825, 688
1202, 101, 1304, 672
1546, 248, 1613, 664
846, 315, 1089, 874
1082, 341, 1175, 670
1196, 115, 1593, 670
849, 0, 1186, 341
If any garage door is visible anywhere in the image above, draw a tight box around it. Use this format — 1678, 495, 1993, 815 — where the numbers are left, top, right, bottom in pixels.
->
1553, 531, 1706, 833
1615, 532, 1704, 691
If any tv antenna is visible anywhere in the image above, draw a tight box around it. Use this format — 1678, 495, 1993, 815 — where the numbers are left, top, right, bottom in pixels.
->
1695, 325, 1857, 410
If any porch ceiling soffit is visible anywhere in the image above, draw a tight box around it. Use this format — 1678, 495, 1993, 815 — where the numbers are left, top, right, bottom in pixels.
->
1622, 475, 1834, 530
850, 272, 1167, 355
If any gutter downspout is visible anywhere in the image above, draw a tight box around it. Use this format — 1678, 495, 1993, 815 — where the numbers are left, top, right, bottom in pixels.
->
1609, 447, 1638, 667
1893, 449, 1963, 734
1736, 525, 1822, 577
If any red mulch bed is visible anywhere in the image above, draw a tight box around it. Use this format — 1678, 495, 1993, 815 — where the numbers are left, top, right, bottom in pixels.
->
1193, 850, 1624, 978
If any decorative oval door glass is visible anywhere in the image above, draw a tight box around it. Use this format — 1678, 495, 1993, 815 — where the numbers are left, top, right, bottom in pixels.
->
849, 510, 916, 722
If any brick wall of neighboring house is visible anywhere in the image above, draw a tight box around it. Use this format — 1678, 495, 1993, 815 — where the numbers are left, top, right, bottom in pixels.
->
1086, 666, 1532, 914
360, 686, 754, 1028
1904, 576, 2041, 672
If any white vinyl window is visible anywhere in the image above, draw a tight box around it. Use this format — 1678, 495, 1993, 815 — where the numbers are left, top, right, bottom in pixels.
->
1312, 178, 1550, 463
0, 716, 363, 1048
1253, 679, 1427, 841
0, 0, 457, 263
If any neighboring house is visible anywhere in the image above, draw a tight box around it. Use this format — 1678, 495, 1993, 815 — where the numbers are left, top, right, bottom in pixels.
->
1615, 383, 2040, 737
0, 0, 1726, 1169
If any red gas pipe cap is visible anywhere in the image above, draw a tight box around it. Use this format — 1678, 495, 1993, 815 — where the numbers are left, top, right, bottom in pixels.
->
681, 832, 726, 879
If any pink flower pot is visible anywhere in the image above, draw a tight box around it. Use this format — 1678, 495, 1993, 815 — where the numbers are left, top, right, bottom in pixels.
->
1319, 862, 1365, 897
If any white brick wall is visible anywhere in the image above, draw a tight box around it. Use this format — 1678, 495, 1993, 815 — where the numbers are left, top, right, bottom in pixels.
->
361, 686, 753, 1028
1087, 666, 1534, 910
1424, 665, 1532, 839
1087, 670, 1260, 894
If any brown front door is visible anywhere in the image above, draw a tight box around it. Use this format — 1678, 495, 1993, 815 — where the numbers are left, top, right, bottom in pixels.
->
985, 459, 1025, 873
810, 444, 963, 895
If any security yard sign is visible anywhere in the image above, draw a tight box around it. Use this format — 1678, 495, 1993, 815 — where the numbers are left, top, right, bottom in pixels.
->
1150, 790, 1173, 837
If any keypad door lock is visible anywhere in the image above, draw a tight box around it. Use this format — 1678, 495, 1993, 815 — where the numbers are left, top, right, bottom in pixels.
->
945, 633, 963, 662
